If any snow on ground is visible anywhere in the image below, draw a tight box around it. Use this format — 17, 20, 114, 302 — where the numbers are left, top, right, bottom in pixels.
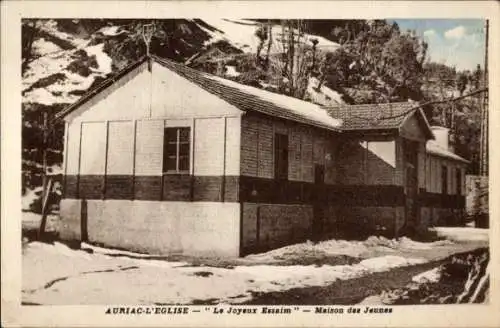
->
23, 42, 112, 105
22, 187, 43, 211
98, 25, 128, 36
32, 38, 63, 56
306, 76, 344, 105
412, 267, 442, 284
38, 20, 89, 49
85, 43, 113, 74
244, 236, 455, 263
22, 227, 488, 305
22, 212, 60, 232
432, 227, 489, 242
22, 51, 74, 87
199, 19, 340, 54
23, 241, 425, 305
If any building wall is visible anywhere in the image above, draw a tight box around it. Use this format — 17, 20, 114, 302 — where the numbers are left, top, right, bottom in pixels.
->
337, 138, 399, 186
241, 203, 313, 255
68, 61, 241, 123
240, 114, 336, 183
420, 154, 467, 226
335, 136, 407, 235
61, 62, 243, 256
238, 114, 336, 252
60, 199, 240, 257
64, 116, 241, 202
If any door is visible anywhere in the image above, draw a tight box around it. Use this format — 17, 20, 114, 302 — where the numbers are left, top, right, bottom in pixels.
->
312, 164, 325, 241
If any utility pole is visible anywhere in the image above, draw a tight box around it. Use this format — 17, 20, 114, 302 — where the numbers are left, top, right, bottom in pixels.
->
479, 20, 489, 176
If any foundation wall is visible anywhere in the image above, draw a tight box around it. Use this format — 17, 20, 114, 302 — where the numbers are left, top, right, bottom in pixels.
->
241, 203, 313, 255
59, 199, 240, 257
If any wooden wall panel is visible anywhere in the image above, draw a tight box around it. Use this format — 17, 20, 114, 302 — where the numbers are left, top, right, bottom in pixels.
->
194, 118, 225, 176
324, 138, 337, 185
135, 120, 164, 176
225, 116, 241, 176
71, 65, 151, 122
80, 122, 107, 175
66, 122, 81, 175
337, 140, 365, 185
418, 143, 426, 189
313, 132, 325, 166
366, 140, 396, 185
257, 118, 274, 179
288, 127, 302, 181
107, 121, 134, 175
301, 129, 314, 182
150, 63, 242, 118
401, 114, 427, 141
240, 116, 259, 176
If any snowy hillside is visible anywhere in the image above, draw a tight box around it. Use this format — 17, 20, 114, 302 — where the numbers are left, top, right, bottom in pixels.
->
23, 21, 113, 106
23, 19, 343, 108
194, 18, 340, 54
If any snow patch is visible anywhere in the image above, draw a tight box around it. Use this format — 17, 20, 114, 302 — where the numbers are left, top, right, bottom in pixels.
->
205, 73, 342, 130
359, 255, 425, 272
23, 241, 428, 305
24, 88, 78, 106
38, 20, 89, 49
199, 19, 340, 55
32, 38, 62, 56
99, 26, 127, 36
22, 187, 43, 211
85, 43, 112, 74
412, 267, 442, 284
245, 236, 454, 263
432, 227, 489, 242
225, 65, 240, 77
23, 44, 112, 105
306, 76, 344, 105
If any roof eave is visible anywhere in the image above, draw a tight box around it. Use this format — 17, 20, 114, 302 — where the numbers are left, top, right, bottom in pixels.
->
52, 56, 149, 124
427, 150, 470, 164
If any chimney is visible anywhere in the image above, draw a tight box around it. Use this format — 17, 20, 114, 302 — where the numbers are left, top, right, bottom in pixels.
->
431, 126, 450, 150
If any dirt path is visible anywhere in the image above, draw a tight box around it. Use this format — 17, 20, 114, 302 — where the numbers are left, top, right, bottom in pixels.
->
241, 260, 447, 305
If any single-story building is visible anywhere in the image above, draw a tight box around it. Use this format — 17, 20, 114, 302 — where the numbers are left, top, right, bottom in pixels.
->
56, 55, 468, 257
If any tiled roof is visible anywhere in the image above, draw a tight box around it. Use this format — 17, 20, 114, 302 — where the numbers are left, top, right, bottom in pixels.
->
152, 56, 342, 132
325, 102, 417, 130
56, 56, 433, 140
426, 140, 469, 163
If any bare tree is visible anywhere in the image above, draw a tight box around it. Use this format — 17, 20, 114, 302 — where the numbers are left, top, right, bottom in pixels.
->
267, 20, 316, 99
22, 20, 40, 74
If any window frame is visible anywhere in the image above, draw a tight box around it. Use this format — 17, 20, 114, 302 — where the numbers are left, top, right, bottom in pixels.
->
163, 126, 191, 174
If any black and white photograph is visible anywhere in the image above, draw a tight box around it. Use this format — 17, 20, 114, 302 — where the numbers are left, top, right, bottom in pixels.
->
1, 1, 498, 327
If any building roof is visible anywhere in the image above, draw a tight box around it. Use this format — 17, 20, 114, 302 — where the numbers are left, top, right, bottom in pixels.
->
56, 56, 343, 132
324, 102, 434, 139
426, 140, 470, 164
152, 56, 342, 132
56, 56, 433, 140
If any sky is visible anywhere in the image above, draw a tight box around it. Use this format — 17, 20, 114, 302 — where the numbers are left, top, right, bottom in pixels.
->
391, 19, 486, 71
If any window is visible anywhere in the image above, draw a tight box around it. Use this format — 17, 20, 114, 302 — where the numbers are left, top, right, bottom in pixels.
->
441, 165, 448, 195
163, 127, 190, 173
274, 133, 289, 180
456, 168, 462, 195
